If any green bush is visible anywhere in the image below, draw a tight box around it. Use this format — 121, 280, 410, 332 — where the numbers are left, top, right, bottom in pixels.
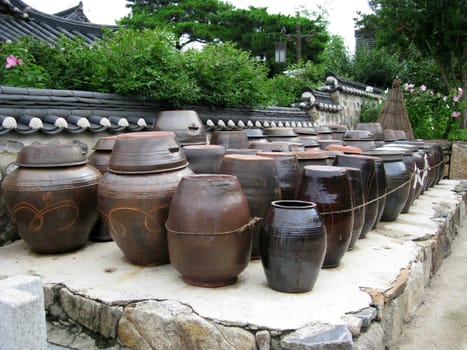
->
182, 42, 269, 107
0, 29, 271, 107
359, 99, 385, 123
262, 62, 324, 107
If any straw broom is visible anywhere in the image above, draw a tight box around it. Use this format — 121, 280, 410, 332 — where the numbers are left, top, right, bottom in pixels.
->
377, 77, 415, 139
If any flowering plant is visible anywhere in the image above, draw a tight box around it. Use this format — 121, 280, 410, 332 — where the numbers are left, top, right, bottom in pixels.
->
403, 83, 465, 140
1, 49, 49, 88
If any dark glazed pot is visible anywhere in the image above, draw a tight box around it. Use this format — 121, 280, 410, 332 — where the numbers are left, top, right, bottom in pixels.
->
336, 167, 365, 250
334, 154, 379, 239
152, 110, 206, 146
219, 154, 281, 258
372, 157, 387, 228
342, 130, 377, 151
265, 127, 301, 142
97, 131, 193, 265
250, 141, 304, 152
292, 150, 329, 174
210, 130, 249, 149
297, 165, 353, 268
182, 144, 225, 174
364, 150, 411, 221
2, 143, 101, 254
378, 145, 416, 213
87, 136, 118, 242
256, 151, 300, 200
260, 200, 326, 293
87, 136, 117, 173
166, 174, 252, 287
425, 142, 444, 185
357, 122, 384, 143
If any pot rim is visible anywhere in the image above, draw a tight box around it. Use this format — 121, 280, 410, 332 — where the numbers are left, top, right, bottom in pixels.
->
271, 200, 317, 210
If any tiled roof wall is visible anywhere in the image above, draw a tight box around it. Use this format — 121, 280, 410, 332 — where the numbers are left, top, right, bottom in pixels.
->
0, 86, 312, 135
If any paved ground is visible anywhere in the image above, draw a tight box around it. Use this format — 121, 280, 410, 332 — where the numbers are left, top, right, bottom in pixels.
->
394, 217, 467, 350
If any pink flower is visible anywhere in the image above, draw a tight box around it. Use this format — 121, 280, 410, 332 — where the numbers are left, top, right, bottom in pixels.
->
452, 111, 461, 118
453, 95, 460, 103
5, 54, 23, 69
420, 85, 427, 91
458, 87, 464, 96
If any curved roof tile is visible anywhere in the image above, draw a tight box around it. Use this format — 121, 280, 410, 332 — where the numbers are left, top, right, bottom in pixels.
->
0, 0, 118, 44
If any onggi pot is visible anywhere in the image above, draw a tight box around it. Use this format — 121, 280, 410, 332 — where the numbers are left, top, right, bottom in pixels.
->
261, 200, 326, 293
166, 174, 252, 287
2, 143, 101, 254
97, 131, 193, 265
297, 165, 353, 268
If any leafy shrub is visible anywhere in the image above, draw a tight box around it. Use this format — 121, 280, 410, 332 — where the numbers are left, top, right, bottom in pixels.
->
359, 99, 385, 123
182, 42, 269, 107
262, 62, 324, 107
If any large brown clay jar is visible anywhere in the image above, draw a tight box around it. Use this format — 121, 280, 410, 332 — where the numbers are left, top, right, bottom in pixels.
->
2, 143, 101, 254
261, 200, 326, 293
297, 165, 353, 268
219, 154, 281, 258
256, 151, 300, 200
166, 174, 252, 287
87, 136, 118, 242
97, 131, 193, 265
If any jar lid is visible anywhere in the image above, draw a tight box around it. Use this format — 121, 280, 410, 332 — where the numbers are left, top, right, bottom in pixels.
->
342, 130, 375, 140
15, 143, 87, 168
108, 131, 188, 174
93, 136, 118, 151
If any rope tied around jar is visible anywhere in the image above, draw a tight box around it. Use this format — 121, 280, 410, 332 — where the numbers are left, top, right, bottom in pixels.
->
316, 160, 440, 217
165, 216, 262, 236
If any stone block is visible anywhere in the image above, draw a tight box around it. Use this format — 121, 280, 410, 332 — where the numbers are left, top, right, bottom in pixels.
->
0, 275, 47, 350
118, 300, 256, 350
60, 287, 122, 338
449, 142, 467, 179
280, 323, 353, 350
349, 307, 377, 329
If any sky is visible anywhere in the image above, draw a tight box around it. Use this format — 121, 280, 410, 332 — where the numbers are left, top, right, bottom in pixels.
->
24, 0, 371, 52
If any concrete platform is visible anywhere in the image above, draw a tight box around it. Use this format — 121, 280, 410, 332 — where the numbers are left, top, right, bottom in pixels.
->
0, 179, 465, 349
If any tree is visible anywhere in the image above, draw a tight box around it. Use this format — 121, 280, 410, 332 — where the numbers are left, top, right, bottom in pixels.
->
356, 0, 467, 93
120, 0, 329, 70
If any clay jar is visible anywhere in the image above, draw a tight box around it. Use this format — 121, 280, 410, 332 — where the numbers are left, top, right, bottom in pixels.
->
364, 150, 411, 222
152, 110, 206, 146
260, 200, 327, 293
342, 130, 377, 151
372, 157, 387, 228
97, 131, 193, 265
2, 143, 101, 254
182, 144, 225, 174
256, 151, 300, 200
334, 154, 379, 239
336, 167, 366, 250
166, 174, 252, 287
87, 136, 118, 242
219, 154, 281, 258
210, 130, 249, 149
297, 165, 353, 268
265, 127, 301, 143
378, 145, 417, 213
87, 135, 117, 173
356, 122, 385, 147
